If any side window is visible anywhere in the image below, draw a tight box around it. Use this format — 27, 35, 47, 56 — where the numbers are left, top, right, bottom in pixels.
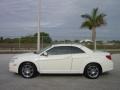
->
71, 46, 85, 54
46, 46, 85, 55
47, 47, 58, 55
47, 46, 71, 55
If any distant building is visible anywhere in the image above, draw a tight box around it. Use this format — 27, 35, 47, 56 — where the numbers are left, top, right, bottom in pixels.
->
80, 39, 93, 43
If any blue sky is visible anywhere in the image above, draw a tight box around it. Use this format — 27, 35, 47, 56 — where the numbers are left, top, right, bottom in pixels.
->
0, 0, 120, 40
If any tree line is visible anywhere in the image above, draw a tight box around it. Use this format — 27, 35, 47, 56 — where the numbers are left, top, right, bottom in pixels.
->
0, 32, 52, 43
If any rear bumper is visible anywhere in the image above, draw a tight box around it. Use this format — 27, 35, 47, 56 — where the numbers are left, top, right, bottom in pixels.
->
102, 61, 114, 72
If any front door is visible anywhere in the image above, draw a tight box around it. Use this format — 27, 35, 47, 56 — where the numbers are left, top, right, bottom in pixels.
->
38, 46, 72, 73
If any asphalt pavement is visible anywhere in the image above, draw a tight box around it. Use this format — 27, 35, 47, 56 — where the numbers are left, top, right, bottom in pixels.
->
0, 54, 120, 90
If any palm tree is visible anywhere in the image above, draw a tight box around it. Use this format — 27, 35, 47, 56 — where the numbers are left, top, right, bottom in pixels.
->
81, 8, 106, 51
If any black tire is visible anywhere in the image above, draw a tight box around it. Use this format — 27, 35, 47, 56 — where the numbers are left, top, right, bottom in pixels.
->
84, 63, 101, 79
19, 62, 37, 78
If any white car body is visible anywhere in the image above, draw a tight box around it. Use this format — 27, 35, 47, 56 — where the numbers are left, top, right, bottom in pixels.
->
9, 44, 113, 75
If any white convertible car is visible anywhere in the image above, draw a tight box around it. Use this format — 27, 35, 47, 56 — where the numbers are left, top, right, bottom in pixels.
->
9, 44, 113, 79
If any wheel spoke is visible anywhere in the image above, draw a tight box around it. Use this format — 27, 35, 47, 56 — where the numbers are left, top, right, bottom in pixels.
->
21, 64, 34, 78
87, 65, 99, 78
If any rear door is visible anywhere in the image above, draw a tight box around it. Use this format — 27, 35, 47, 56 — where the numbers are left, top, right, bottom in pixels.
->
70, 46, 88, 72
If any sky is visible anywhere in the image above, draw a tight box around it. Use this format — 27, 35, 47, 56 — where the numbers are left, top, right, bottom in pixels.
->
0, 0, 120, 40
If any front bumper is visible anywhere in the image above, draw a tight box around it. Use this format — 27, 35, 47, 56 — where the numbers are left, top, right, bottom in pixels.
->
9, 62, 18, 73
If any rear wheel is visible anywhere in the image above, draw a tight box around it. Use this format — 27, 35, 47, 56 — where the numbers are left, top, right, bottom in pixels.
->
84, 63, 101, 79
19, 62, 37, 78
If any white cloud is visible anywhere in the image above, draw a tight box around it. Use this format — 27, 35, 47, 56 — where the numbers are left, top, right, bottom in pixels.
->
40, 22, 63, 28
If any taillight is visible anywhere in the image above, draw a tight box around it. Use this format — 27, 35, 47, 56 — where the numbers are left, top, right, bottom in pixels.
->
106, 55, 112, 60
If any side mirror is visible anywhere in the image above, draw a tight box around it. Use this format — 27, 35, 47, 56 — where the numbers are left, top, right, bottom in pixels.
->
43, 52, 48, 56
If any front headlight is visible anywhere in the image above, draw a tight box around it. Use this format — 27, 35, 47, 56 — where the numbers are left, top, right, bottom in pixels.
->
9, 59, 15, 63
9, 57, 18, 63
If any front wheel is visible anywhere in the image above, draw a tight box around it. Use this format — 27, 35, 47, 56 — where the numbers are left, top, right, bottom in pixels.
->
19, 62, 37, 78
84, 64, 101, 79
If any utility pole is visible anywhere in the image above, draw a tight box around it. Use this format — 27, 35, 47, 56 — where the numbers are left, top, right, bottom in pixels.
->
37, 0, 41, 52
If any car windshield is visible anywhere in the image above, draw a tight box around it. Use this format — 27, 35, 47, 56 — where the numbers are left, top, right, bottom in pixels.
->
34, 46, 51, 54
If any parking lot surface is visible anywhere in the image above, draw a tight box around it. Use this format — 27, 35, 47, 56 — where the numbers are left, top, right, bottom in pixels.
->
0, 54, 120, 90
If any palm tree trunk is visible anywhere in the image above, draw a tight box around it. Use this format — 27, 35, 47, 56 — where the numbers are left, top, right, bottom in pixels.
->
92, 27, 96, 51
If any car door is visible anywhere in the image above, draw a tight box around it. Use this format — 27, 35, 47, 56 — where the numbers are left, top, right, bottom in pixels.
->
70, 46, 89, 73
38, 46, 72, 73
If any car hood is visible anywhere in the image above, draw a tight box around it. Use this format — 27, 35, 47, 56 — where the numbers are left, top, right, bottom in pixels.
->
13, 53, 38, 60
